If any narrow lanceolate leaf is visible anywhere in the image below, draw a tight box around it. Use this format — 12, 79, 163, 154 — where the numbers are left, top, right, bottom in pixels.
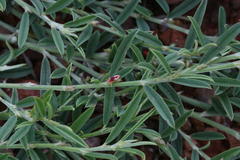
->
200, 23, 240, 63
0, 0, 6, 12
191, 131, 225, 141
161, 110, 193, 138
173, 78, 211, 89
116, 0, 141, 24
218, 6, 226, 35
212, 77, 240, 87
7, 126, 31, 145
84, 152, 117, 160
151, 49, 171, 74
18, 12, 29, 48
155, 0, 169, 14
40, 57, 51, 95
103, 88, 115, 126
0, 116, 17, 142
212, 147, 240, 160
43, 119, 88, 147
11, 88, 19, 105
187, 16, 206, 46
131, 45, 145, 62
30, 0, 43, 14
96, 13, 125, 34
40, 57, 51, 85
76, 25, 93, 46
218, 94, 234, 120
169, 0, 201, 18
29, 150, 40, 160
185, 0, 208, 49
109, 30, 138, 75
117, 148, 146, 160
121, 109, 155, 140
46, 0, 74, 14
51, 28, 65, 56
105, 91, 143, 144
144, 86, 175, 128
71, 107, 95, 133
50, 68, 66, 79
136, 31, 162, 48
34, 97, 46, 118
64, 15, 96, 27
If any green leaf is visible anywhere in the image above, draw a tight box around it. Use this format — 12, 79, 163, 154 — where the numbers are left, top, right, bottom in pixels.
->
180, 73, 214, 82
46, 0, 74, 14
230, 97, 240, 109
29, 150, 40, 160
71, 107, 95, 133
168, 144, 184, 160
136, 5, 152, 17
212, 147, 240, 160
105, 91, 143, 144
185, 0, 208, 49
16, 121, 34, 129
16, 96, 35, 108
117, 148, 145, 160
218, 94, 234, 120
187, 16, 206, 46
76, 25, 93, 46
173, 78, 211, 89
169, 0, 201, 18
0, 0, 6, 12
121, 109, 155, 140
151, 49, 171, 74
200, 23, 240, 63
7, 126, 31, 145
144, 86, 175, 128
136, 18, 150, 31
40, 57, 51, 95
18, 12, 29, 48
64, 15, 96, 27
155, 0, 169, 14
96, 13, 125, 35
0, 65, 32, 79
158, 83, 185, 114
136, 31, 162, 48
131, 45, 145, 62
85, 152, 117, 160
43, 119, 88, 147
86, 31, 100, 57
103, 88, 115, 126
218, 6, 226, 35
0, 116, 17, 142
51, 28, 65, 56
161, 110, 193, 138
11, 88, 19, 105
191, 131, 225, 141
30, 0, 43, 14
212, 77, 240, 87
116, 0, 141, 24
50, 68, 66, 79
34, 97, 46, 118
109, 30, 138, 75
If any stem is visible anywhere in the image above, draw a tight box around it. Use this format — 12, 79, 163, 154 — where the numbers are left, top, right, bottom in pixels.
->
0, 74, 178, 91
0, 143, 85, 154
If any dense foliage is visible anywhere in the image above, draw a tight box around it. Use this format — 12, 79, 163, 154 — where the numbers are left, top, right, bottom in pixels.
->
0, 0, 240, 159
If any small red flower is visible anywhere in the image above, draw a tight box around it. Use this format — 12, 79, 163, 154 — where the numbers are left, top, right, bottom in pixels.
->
107, 75, 121, 83
142, 49, 149, 56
